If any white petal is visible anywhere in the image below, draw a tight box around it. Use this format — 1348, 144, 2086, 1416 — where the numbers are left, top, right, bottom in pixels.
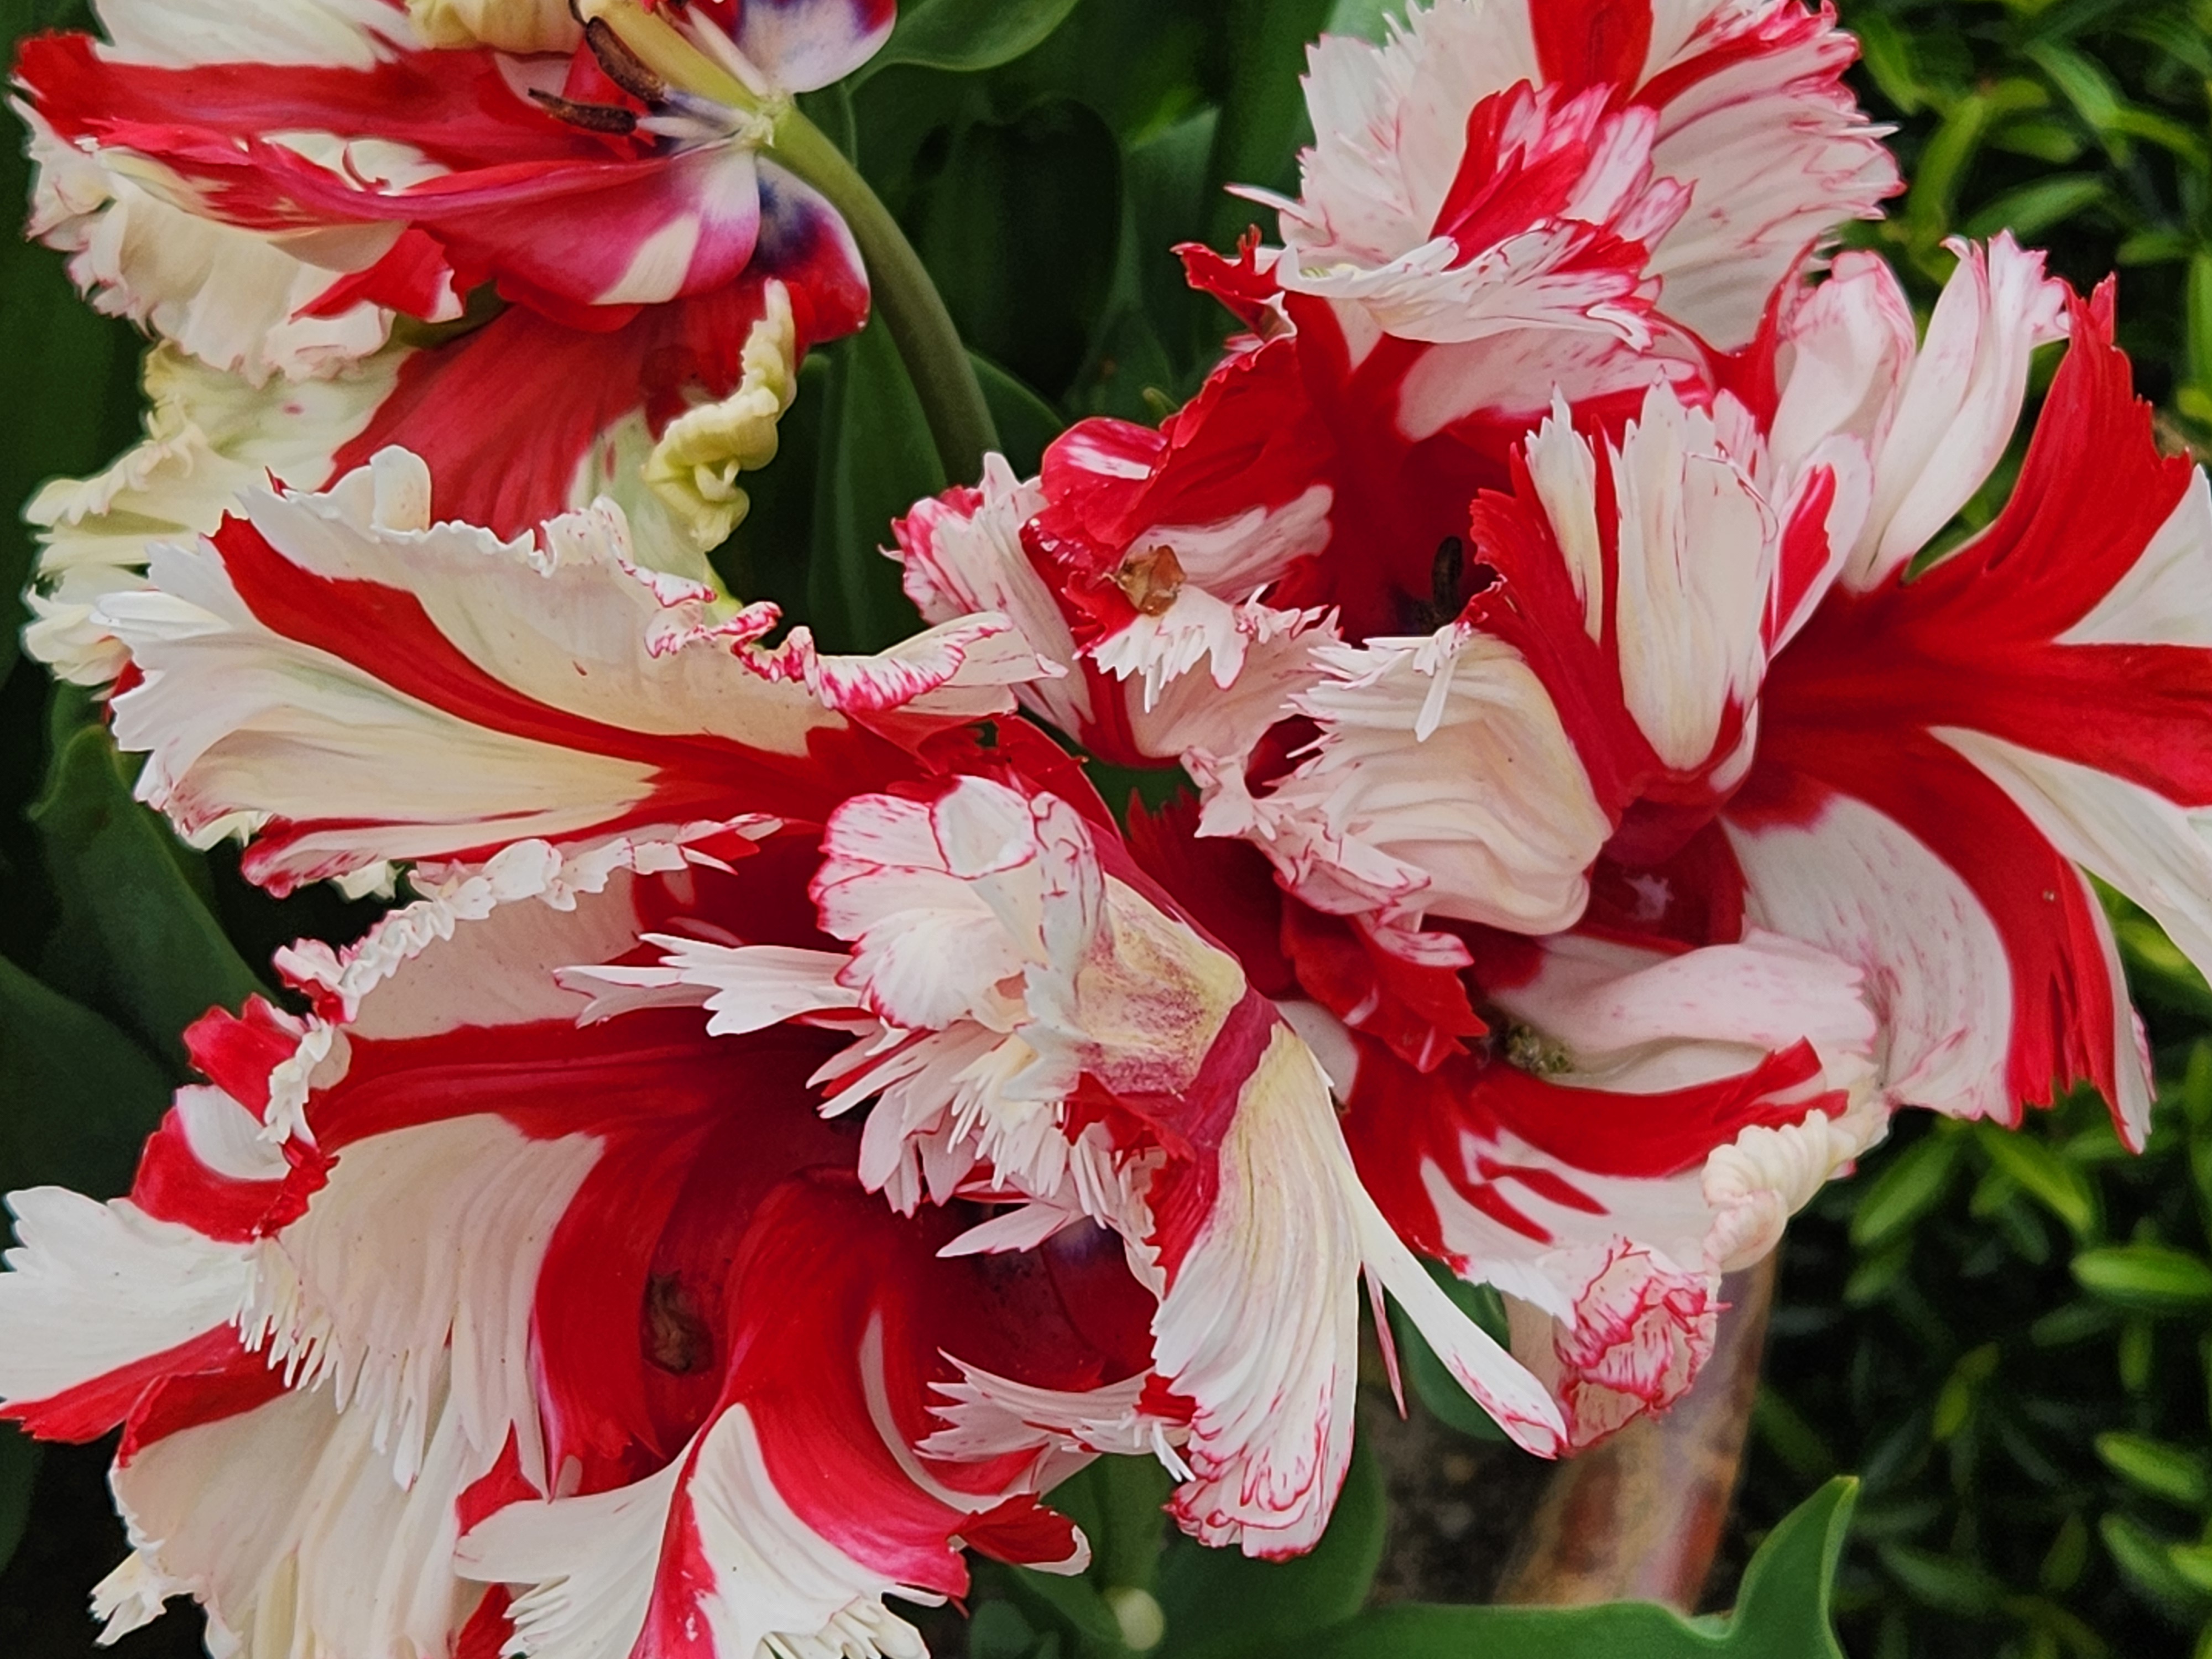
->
0, 1190, 252, 1408
103, 1376, 495, 1658
1726, 791, 2016, 1121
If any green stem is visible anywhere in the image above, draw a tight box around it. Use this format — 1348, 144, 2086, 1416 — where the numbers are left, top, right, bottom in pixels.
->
770, 108, 999, 486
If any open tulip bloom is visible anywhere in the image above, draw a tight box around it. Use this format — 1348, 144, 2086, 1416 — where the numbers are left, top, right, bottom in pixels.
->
8, 0, 2212, 1654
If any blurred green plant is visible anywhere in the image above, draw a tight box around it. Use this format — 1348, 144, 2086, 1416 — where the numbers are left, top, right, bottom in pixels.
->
1714, 8, 2212, 1658
1834, 0, 2212, 428
5, 0, 2212, 1654
959, 1449, 1859, 1659
1734, 893, 2212, 1659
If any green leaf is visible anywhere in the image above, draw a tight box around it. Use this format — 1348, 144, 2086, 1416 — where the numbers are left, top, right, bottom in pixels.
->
1124, 108, 1222, 380
1960, 175, 2108, 241
2073, 1243, 2212, 1314
1850, 1131, 1961, 1250
2112, 106, 2209, 168
984, 1556, 1126, 1658
2101, 1513, 2209, 1615
972, 353, 1067, 478
1972, 1122, 2099, 1239
969, 1599, 1048, 1659
795, 84, 858, 160
1047, 1455, 1173, 1596
1905, 94, 1991, 255
808, 314, 942, 654
905, 98, 1121, 399
1321, 0, 1397, 45
2026, 41, 2128, 158
1301, 1477, 1858, 1658
2171, 1542, 2212, 1597
0, 953, 173, 1200
30, 720, 264, 1073
1204, 0, 1337, 244
1752, 1386, 1837, 1481
1877, 1541, 2007, 1618
1153, 1441, 1386, 1659
1385, 1255, 1512, 1441
2112, 902, 2212, 1022
2189, 252, 2212, 399
1986, 113, 2088, 165
864, 0, 1081, 78
2096, 1432, 2210, 1507
0, 1422, 39, 1575
1070, 301, 1178, 424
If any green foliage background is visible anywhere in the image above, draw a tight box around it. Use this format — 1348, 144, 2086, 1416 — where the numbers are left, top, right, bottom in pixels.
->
3, 1, 2212, 1655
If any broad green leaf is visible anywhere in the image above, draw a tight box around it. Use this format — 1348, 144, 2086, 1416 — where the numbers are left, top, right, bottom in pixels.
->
983, 1556, 1125, 1658
1047, 1455, 1173, 1597
1070, 302, 1177, 425
1301, 1477, 1858, 1658
1385, 1255, 1512, 1442
1853, 14, 1924, 113
1850, 1131, 1961, 1250
969, 1599, 1048, 1659
863, 0, 1081, 78
2096, 1432, 2210, 1507
2073, 1243, 2212, 1313
0, 1423, 38, 1575
807, 314, 942, 653
30, 720, 263, 1073
972, 0, 1212, 149
1204, 0, 1336, 245
905, 98, 1121, 399
1972, 1122, 2099, 1239
1125, 108, 1222, 382
0, 953, 172, 1200
973, 353, 1067, 478
1321, 0, 1397, 45
1152, 1442, 1385, 1659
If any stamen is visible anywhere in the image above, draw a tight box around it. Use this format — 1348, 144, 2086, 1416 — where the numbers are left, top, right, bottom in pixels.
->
1431, 534, 1464, 616
527, 87, 640, 135
583, 15, 667, 105
1116, 545, 1185, 617
643, 1272, 712, 1374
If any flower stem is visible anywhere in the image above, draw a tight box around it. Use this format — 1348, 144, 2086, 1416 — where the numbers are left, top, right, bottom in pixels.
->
771, 108, 999, 487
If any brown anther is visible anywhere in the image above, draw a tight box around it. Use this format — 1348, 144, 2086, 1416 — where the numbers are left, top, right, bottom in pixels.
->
527, 87, 640, 134
1431, 534, 1464, 617
643, 1272, 712, 1374
1115, 544, 1185, 617
583, 15, 668, 105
